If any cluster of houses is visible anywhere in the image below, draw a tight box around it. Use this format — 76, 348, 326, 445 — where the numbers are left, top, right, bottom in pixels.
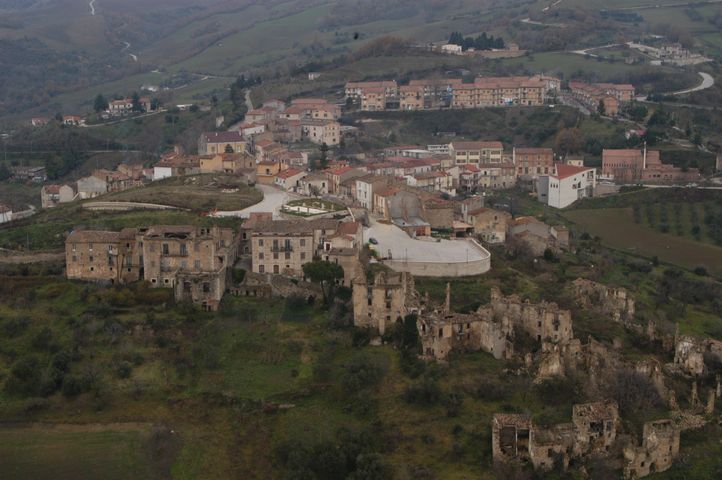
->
343, 76, 641, 114
106, 96, 153, 116
344, 75, 563, 111
568, 81, 636, 116
31, 115, 85, 127
234, 98, 341, 146
40, 164, 151, 208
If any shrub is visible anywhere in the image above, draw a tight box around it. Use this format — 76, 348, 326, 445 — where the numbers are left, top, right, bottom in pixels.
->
116, 361, 133, 379
693, 266, 708, 276
340, 352, 388, 393
404, 377, 443, 405
61, 375, 84, 397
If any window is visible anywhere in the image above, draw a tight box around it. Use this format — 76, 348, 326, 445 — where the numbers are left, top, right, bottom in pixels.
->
89, 256, 94, 263
259, 265, 265, 273
258, 239, 264, 247
300, 252, 306, 260
89, 243, 94, 251
300, 239, 305, 247
273, 265, 279, 274
162, 243, 169, 255
194, 260, 201, 270
259, 253, 264, 260
180, 244, 187, 256
273, 252, 278, 260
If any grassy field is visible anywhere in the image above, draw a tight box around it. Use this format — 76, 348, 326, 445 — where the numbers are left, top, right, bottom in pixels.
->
102, 174, 262, 212
0, 206, 238, 251
0, 243, 719, 477
0, 424, 158, 480
564, 207, 722, 277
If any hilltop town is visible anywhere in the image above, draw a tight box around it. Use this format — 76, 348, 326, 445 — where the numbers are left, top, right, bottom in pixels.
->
1, 1, 722, 478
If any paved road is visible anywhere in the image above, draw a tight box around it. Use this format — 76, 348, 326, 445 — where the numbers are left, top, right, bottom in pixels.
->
672, 72, 714, 96
211, 184, 300, 219
364, 217, 487, 263
635, 72, 716, 105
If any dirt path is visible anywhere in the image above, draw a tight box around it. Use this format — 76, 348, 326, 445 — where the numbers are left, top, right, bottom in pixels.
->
0, 422, 154, 432
0, 251, 64, 264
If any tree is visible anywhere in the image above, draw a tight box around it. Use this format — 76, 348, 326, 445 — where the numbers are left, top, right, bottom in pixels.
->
302, 261, 344, 304
598, 99, 606, 116
93, 94, 108, 113
0, 162, 10, 181
224, 144, 234, 153
554, 128, 583, 155
401, 313, 420, 352
319, 142, 329, 170
131, 92, 143, 112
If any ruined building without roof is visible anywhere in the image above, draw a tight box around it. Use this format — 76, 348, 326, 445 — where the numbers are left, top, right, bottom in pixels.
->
492, 401, 619, 471
66, 225, 237, 310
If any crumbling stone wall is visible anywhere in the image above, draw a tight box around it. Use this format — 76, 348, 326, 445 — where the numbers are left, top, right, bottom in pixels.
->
352, 271, 417, 334
492, 401, 619, 471
623, 420, 680, 479
571, 278, 635, 324
418, 311, 514, 360
484, 287, 574, 345
673, 335, 722, 376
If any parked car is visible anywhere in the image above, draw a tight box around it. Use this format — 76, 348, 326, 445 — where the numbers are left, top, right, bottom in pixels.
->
368, 237, 379, 245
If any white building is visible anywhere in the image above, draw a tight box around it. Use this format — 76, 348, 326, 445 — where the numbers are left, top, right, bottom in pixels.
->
440, 44, 463, 54
537, 165, 596, 209
274, 168, 307, 192
0, 203, 12, 224
76, 176, 108, 200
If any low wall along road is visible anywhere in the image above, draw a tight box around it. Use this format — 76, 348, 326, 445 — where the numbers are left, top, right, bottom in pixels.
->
382, 238, 491, 277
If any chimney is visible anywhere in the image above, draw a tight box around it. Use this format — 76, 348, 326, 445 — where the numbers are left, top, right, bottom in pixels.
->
643, 142, 647, 170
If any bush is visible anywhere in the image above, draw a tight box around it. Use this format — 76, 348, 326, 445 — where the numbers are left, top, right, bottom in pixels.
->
61, 375, 84, 397
116, 361, 133, 379
404, 377, 443, 405
340, 352, 388, 393
693, 266, 708, 276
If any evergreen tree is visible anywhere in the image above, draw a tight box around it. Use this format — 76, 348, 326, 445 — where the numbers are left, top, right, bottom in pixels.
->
93, 94, 108, 113
598, 99, 606, 116
0, 162, 10, 181
131, 92, 143, 112
319, 142, 329, 169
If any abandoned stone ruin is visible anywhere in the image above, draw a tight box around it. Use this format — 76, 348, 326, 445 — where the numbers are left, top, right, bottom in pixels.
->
417, 284, 573, 361
623, 419, 680, 479
673, 333, 722, 377
351, 270, 419, 335
571, 278, 635, 324
351, 271, 721, 478
492, 402, 686, 479
492, 401, 619, 472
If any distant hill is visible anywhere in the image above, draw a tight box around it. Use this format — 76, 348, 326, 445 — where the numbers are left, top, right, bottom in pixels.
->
1, 0, 720, 119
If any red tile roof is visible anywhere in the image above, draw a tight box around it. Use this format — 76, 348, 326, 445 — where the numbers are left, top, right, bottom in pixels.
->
553, 164, 593, 180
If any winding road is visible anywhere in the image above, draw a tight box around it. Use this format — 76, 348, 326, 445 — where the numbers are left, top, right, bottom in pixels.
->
210, 184, 301, 219
89, 0, 96, 15
672, 72, 714, 96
